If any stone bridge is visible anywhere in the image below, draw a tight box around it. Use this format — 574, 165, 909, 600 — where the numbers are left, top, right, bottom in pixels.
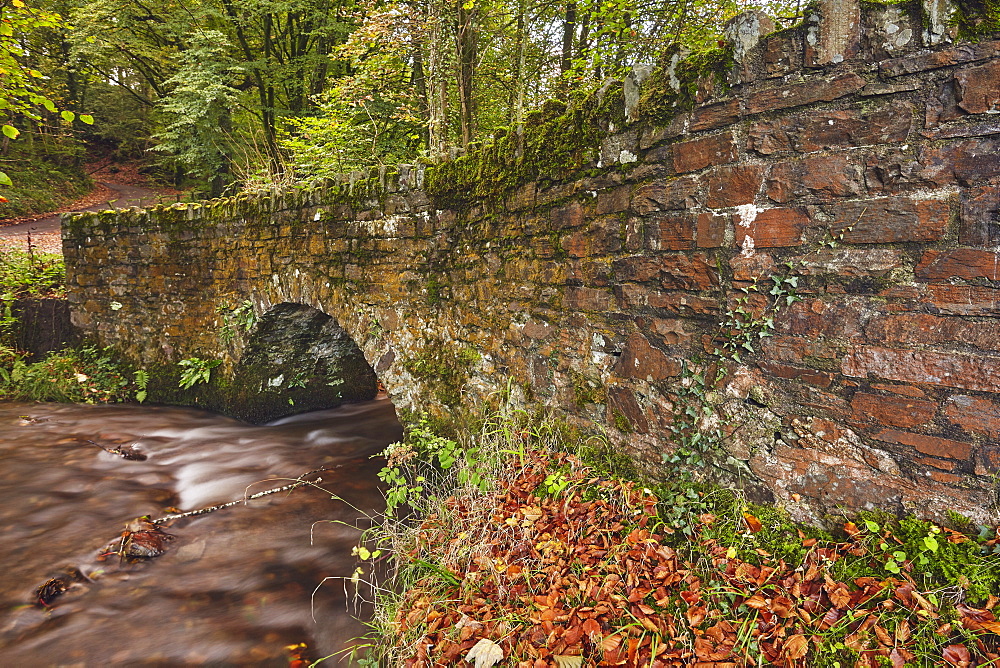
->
64, 0, 1000, 525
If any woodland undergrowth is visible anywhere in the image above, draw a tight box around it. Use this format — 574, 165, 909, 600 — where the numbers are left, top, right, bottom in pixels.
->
350, 402, 1000, 667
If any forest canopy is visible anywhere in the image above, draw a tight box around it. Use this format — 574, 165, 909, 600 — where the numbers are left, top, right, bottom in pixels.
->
0, 0, 801, 196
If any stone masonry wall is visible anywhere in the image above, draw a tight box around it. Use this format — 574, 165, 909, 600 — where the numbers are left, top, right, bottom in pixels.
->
64, 0, 1000, 524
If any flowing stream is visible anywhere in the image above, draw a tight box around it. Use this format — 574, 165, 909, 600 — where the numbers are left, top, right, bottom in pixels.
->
0, 398, 401, 665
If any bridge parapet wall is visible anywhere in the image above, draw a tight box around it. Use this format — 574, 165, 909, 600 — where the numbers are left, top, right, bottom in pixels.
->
64, 0, 1000, 523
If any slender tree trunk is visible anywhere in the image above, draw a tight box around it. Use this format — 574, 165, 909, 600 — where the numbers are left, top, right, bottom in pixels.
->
561, 1, 576, 75
220, 0, 281, 169
412, 37, 430, 148
455, 0, 477, 147
510, 0, 527, 129
426, 0, 448, 157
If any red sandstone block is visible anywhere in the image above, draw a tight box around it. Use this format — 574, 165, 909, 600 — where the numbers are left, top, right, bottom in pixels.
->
960, 182, 1000, 247
596, 185, 631, 215
730, 253, 776, 281
747, 122, 793, 155
690, 99, 741, 132
872, 429, 972, 460
922, 284, 1000, 316
746, 73, 866, 115
799, 101, 911, 151
763, 31, 801, 78
660, 253, 718, 291
850, 392, 937, 429
614, 333, 681, 381
607, 385, 649, 433
749, 101, 910, 155
630, 177, 699, 215
760, 361, 834, 388
672, 132, 738, 173
615, 284, 718, 314
915, 456, 957, 471
639, 115, 688, 150
842, 345, 1000, 393
550, 201, 585, 229
826, 197, 950, 244
880, 40, 1000, 77
944, 394, 1000, 438
612, 255, 659, 282
564, 285, 611, 311
794, 248, 903, 279
734, 207, 809, 248
766, 155, 864, 203
915, 248, 1000, 281
864, 312, 1000, 352
567, 259, 611, 287
919, 137, 1000, 187
762, 335, 838, 364
778, 298, 866, 340
645, 212, 695, 250
871, 382, 926, 398
955, 60, 1000, 114
928, 471, 964, 484
562, 217, 623, 257
697, 212, 727, 248
705, 165, 766, 208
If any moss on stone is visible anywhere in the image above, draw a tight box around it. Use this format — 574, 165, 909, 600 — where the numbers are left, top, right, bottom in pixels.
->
953, 0, 1000, 37
425, 84, 627, 211
633, 44, 735, 127
404, 339, 480, 407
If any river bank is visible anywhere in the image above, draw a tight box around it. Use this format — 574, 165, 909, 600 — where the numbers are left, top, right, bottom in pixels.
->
360, 408, 1000, 667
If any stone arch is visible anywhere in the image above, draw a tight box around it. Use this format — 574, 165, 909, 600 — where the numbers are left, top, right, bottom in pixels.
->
226, 302, 378, 423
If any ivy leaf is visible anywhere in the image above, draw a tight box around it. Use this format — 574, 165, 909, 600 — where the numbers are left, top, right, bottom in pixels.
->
465, 638, 503, 668
2, 124, 19, 139
60, 110, 75, 123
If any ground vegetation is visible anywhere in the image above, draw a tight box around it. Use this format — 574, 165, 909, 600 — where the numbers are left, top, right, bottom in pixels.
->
350, 404, 1000, 666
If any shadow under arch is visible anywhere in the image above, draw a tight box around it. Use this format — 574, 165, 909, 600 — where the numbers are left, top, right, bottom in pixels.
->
227, 302, 379, 423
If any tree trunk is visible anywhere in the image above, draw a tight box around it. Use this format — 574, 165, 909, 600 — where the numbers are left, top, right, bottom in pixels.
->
561, 1, 577, 75
426, 0, 448, 157
510, 0, 527, 129
412, 37, 430, 148
220, 0, 282, 170
455, 0, 477, 148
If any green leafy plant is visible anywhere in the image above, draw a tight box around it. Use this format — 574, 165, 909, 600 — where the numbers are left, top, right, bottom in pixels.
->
664, 360, 727, 471
717, 264, 802, 363
376, 416, 490, 516
133, 369, 149, 403
0, 249, 65, 342
218, 299, 256, 344
177, 357, 221, 390
542, 470, 571, 497
0, 346, 132, 403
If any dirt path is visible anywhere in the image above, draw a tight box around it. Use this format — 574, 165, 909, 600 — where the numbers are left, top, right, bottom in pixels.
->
0, 182, 163, 255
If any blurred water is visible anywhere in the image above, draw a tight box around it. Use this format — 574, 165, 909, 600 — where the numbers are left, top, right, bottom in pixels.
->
0, 398, 401, 666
